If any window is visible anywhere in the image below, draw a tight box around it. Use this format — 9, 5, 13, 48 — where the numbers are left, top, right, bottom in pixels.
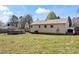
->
39, 25, 40, 28
44, 25, 47, 28
31, 25, 33, 28
50, 25, 53, 28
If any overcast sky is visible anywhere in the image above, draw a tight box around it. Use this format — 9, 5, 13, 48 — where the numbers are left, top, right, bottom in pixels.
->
0, 5, 79, 23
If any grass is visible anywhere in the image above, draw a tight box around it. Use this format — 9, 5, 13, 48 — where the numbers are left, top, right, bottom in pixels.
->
0, 33, 79, 54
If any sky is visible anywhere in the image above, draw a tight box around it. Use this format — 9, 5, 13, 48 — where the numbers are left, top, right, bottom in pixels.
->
0, 5, 79, 23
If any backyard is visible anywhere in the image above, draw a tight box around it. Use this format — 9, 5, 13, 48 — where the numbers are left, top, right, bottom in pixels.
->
0, 33, 79, 54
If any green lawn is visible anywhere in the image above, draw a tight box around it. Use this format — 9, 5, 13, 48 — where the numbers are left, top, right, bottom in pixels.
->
0, 33, 79, 54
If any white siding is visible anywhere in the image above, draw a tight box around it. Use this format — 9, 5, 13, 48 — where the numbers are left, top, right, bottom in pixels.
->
30, 23, 69, 34
30, 18, 70, 34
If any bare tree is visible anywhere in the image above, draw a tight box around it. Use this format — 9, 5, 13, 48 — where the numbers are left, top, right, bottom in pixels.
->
19, 14, 33, 29
8, 15, 18, 27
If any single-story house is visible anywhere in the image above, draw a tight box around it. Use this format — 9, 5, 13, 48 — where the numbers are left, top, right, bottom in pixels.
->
72, 17, 79, 27
72, 17, 79, 34
30, 18, 75, 34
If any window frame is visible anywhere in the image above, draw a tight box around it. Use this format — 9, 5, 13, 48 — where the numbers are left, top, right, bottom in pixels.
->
50, 25, 53, 28
44, 25, 47, 28
39, 25, 40, 28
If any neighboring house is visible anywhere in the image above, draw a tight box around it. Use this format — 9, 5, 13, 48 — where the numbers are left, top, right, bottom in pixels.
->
25, 23, 29, 31
72, 17, 79, 34
30, 18, 75, 34
7, 22, 19, 28
7, 21, 30, 32
18, 21, 29, 31
72, 17, 79, 27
